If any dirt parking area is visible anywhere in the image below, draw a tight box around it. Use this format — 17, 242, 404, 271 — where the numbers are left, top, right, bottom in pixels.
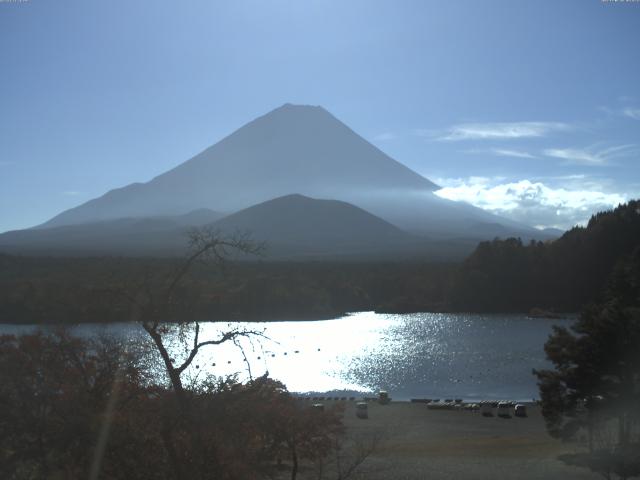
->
301, 400, 600, 479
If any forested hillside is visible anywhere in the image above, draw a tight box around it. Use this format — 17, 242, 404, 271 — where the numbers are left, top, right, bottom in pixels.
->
451, 200, 640, 312
0, 257, 454, 324
1, 201, 637, 323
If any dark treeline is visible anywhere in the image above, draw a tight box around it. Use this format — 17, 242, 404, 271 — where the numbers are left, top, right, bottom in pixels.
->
0, 256, 455, 324
1, 229, 382, 480
451, 200, 640, 312
1, 200, 638, 323
533, 234, 640, 479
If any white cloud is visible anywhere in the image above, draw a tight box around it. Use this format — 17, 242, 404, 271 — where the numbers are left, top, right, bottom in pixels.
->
434, 121, 568, 141
544, 144, 636, 166
597, 104, 640, 120
434, 177, 627, 230
464, 148, 536, 159
373, 132, 397, 141
492, 148, 536, 159
62, 191, 82, 196
623, 107, 640, 120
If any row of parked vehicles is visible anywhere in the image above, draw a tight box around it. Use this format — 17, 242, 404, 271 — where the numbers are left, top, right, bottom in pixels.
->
415, 398, 528, 417
481, 401, 527, 417
312, 392, 528, 419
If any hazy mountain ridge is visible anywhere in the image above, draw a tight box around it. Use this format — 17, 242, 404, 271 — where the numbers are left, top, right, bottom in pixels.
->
41, 104, 438, 228
209, 194, 424, 258
2, 104, 555, 258
0, 209, 223, 256
0, 195, 477, 259
37, 104, 541, 237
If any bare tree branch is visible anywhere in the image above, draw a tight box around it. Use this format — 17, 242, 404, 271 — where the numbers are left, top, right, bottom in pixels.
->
174, 327, 263, 375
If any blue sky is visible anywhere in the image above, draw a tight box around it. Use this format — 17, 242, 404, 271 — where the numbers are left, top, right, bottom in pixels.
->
1, 0, 639, 232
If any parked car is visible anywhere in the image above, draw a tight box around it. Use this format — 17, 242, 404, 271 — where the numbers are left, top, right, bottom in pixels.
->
514, 404, 527, 417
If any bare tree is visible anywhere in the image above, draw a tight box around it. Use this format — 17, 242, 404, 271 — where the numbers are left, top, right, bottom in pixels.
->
111, 227, 265, 479
313, 430, 383, 480
113, 228, 263, 396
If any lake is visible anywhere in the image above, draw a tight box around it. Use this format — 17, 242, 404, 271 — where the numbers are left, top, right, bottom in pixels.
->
1, 312, 573, 402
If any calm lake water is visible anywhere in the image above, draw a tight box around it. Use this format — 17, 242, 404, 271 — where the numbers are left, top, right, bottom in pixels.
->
1, 312, 573, 402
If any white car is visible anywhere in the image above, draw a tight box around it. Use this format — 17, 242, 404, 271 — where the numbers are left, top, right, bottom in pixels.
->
514, 404, 527, 417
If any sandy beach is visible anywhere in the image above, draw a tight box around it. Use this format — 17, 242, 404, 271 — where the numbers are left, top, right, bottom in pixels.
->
297, 400, 600, 480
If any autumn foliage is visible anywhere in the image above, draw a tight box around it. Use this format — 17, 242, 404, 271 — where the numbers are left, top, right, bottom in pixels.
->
0, 332, 345, 479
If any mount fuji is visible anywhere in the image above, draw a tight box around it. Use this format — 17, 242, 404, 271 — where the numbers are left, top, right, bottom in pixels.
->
0, 104, 550, 258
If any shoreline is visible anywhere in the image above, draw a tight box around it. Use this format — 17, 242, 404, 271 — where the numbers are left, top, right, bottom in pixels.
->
303, 400, 599, 480
0, 315, 568, 404
0, 309, 578, 325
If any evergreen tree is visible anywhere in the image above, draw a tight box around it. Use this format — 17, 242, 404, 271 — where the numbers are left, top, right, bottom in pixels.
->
534, 247, 640, 479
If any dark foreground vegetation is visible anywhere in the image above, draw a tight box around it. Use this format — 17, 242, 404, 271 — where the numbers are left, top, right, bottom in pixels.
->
1, 231, 379, 480
451, 200, 640, 312
1, 203, 638, 479
0, 331, 376, 479
1, 200, 638, 324
534, 244, 640, 479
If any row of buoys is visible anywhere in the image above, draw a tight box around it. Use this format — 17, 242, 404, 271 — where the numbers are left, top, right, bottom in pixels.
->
193, 347, 323, 368
297, 396, 356, 402
247, 348, 321, 360
208, 360, 234, 367
410, 398, 463, 404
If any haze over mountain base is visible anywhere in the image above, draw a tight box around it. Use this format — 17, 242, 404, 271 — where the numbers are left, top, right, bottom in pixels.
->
0, 104, 556, 259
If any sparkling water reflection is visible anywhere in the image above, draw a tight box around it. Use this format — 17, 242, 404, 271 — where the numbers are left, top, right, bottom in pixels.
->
1, 312, 573, 401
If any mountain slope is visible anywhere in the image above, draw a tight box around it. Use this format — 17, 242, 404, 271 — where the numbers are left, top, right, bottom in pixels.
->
0, 209, 223, 256
42, 104, 437, 227
210, 194, 419, 257
36, 103, 540, 241
0, 195, 454, 259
